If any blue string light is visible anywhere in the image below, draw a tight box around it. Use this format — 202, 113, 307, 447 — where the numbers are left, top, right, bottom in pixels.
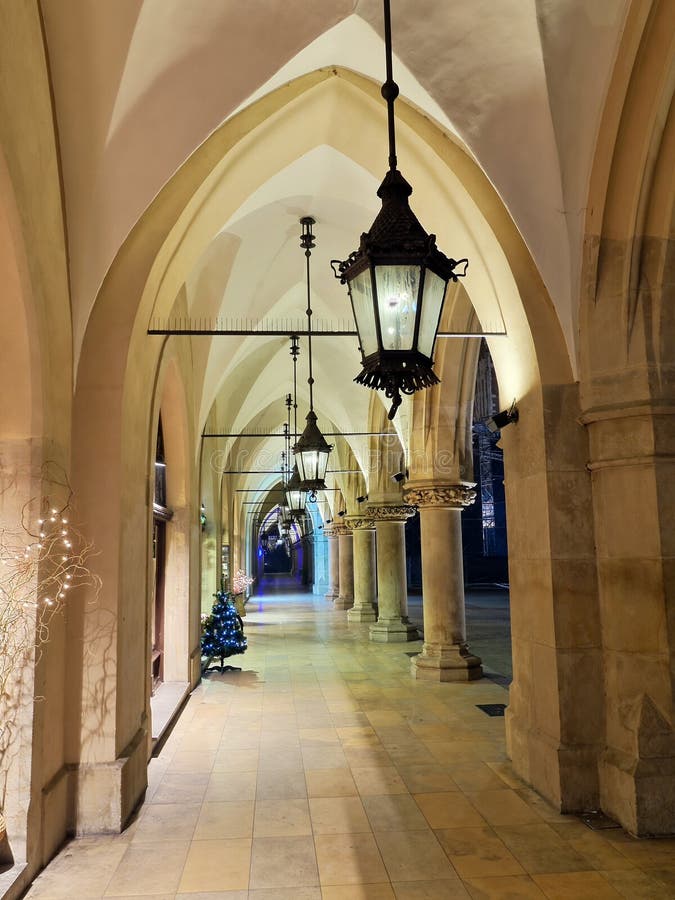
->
201, 589, 247, 661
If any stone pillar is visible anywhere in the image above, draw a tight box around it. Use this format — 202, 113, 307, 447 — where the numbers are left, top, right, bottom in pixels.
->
347, 518, 377, 623
405, 485, 482, 681
368, 506, 419, 642
584, 404, 675, 836
335, 526, 354, 610
324, 528, 340, 601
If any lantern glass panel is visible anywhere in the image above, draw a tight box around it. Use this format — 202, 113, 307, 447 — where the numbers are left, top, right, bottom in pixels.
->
298, 447, 329, 484
417, 269, 447, 358
349, 268, 378, 356
296, 449, 314, 483
375, 264, 420, 350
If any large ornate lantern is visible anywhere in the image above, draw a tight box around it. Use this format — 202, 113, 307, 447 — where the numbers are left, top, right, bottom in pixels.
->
331, 0, 468, 419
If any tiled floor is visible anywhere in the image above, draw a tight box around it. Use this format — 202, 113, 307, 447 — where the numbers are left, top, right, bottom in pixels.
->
25, 591, 675, 899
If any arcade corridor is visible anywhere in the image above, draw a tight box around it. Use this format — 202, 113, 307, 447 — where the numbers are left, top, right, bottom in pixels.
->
2, 2, 675, 895
24, 593, 675, 900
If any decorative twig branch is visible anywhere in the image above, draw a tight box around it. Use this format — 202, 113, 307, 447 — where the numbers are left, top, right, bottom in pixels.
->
0, 463, 101, 860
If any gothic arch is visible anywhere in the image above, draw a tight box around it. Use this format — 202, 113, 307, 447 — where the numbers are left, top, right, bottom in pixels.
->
67, 63, 576, 834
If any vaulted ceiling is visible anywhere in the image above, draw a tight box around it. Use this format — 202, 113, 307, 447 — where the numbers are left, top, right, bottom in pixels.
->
39, 0, 630, 492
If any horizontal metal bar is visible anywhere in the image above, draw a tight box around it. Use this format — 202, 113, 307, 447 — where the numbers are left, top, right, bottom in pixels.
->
237, 488, 341, 493
148, 328, 358, 336
218, 469, 360, 475
203, 432, 394, 438
148, 328, 504, 338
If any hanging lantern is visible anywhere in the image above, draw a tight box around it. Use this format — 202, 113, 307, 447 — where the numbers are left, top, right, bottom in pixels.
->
331, 0, 468, 420
295, 411, 331, 491
285, 463, 307, 516
294, 216, 333, 492
277, 506, 292, 531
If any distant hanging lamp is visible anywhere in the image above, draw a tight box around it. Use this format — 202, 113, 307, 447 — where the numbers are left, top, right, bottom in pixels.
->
331, 0, 469, 420
279, 434, 293, 526
294, 217, 333, 494
285, 349, 308, 516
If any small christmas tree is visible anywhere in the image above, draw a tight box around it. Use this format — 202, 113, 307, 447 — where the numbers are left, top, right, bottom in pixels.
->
201, 587, 247, 673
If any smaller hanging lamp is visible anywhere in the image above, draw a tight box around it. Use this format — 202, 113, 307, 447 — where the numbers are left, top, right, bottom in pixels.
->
294, 217, 332, 494
285, 464, 308, 516
279, 437, 293, 524
285, 337, 308, 516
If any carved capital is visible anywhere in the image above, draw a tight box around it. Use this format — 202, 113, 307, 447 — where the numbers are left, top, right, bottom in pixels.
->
332, 523, 351, 536
404, 484, 477, 509
365, 504, 417, 522
345, 516, 376, 531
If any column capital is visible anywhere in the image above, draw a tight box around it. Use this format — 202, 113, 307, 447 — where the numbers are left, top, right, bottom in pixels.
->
345, 515, 376, 531
332, 523, 351, 535
365, 504, 417, 522
404, 483, 476, 509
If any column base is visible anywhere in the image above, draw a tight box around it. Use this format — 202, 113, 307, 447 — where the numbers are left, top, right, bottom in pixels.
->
333, 596, 354, 610
69, 724, 148, 834
369, 619, 419, 642
599, 749, 675, 837
506, 705, 600, 814
348, 605, 377, 623
324, 589, 338, 601
411, 645, 483, 681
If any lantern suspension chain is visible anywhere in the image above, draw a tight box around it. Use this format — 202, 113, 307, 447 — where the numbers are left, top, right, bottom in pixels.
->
290, 335, 300, 443
382, 0, 399, 173
284, 395, 292, 488
300, 217, 316, 413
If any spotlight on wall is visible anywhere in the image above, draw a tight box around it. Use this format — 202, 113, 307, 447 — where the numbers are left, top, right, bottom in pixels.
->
391, 470, 408, 483
485, 401, 519, 433
325, 518, 332, 524
337, 510, 346, 517
356, 495, 368, 503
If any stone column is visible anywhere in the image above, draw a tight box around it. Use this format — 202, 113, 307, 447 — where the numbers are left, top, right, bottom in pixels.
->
405, 485, 482, 681
368, 506, 419, 642
335, 525, 354, 610
324, 527, 340, 601
347, 518, 377, 623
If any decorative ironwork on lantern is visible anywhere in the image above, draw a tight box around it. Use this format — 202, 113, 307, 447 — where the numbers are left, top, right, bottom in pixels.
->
331, 0, 468, 420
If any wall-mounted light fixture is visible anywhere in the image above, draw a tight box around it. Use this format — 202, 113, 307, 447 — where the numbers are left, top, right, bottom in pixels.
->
391, 470, 408, 483
356, 495, 368, 503
485, 401, 519, 433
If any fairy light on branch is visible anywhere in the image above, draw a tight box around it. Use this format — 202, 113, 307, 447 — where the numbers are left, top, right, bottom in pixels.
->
0, 466, 101, 841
